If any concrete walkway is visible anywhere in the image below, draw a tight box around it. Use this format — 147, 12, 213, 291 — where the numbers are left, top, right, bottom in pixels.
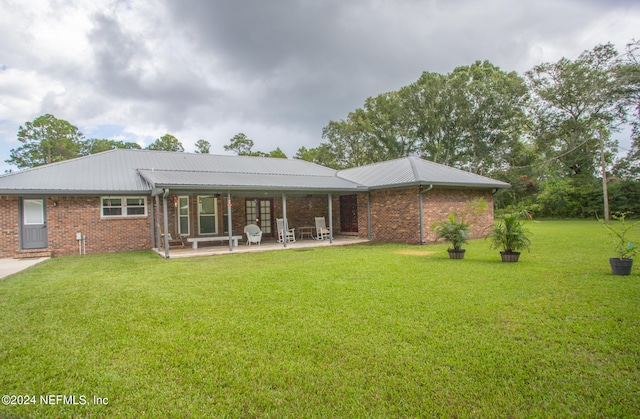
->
0, 257, 49, 280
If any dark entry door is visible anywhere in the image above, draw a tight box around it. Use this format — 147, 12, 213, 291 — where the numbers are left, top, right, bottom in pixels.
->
340, 195, 358, 233
245, 198, 274, 236
21, 198, 48, 249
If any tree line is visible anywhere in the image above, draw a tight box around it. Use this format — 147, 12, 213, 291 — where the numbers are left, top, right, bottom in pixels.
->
296, 41, 640, 218
5, 41, 639, 217
5, 119, 287, 170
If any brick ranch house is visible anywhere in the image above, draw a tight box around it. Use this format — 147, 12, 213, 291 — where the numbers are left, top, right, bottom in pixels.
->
0, 149, 509, 258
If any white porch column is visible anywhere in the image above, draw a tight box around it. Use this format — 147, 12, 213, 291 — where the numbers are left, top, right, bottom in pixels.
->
162, 189, 170, 259
328, 193, 333, 244
282, 193, 288, 247
227, 191, 233, 252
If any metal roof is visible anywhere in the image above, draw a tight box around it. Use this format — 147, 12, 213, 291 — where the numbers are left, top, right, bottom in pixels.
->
0, 149, 509, 195
338, 156, 510, 189
138, 169, 365, 192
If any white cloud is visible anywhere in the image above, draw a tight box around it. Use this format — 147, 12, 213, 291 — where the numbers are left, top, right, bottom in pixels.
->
0, 0, 639, 173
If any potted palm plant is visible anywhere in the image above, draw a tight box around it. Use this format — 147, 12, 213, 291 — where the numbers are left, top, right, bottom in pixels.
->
488, 211, 532, 262
432, 214, 471, 259
599, 212, 638, 276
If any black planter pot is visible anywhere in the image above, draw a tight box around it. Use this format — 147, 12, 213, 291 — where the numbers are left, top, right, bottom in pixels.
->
448, 249, 466, 260
500, 251, 521, 263
609, 258, 633, 276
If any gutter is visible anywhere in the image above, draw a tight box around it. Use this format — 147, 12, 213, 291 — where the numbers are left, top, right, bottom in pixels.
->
419, 184, 433, 245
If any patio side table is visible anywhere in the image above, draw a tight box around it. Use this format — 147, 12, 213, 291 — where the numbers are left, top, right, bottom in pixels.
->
298, 226, 315, 240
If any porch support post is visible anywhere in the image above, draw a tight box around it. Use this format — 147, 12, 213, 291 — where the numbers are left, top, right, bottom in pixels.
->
328, 193, 333, 244
149, 195, 156, 248
282, 193, 288, 247
367, 192, 372, 240
162, 189, 170, 258
227, 191, 233, 252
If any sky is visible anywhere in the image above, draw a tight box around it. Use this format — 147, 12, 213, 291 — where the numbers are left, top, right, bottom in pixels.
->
1, 0, 639, 174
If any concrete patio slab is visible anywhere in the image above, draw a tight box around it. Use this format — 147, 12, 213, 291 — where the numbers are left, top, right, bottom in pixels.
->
0, 257, 49, 280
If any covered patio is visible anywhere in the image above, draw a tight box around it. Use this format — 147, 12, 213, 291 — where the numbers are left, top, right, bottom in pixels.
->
138, 162, 370, 259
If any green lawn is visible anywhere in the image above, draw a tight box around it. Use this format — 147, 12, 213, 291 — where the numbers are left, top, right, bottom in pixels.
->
1, 220, 638, 418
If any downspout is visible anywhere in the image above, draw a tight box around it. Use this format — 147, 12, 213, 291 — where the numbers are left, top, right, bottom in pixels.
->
149, 195, 156, 249
419, 184, 433, 245
162, 188, 170, 258
227, 191, 233, 252
155, 195, 161, 250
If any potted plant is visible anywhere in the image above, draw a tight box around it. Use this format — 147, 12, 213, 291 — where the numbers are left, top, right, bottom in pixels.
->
599, 212, 638, 276
432, 214, 471, 259
487, 211, 532, 262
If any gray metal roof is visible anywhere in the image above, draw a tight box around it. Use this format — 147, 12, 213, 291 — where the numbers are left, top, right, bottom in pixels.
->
0, 149, 509, 195
338, 156, 510, 189
138, 169, 364, 192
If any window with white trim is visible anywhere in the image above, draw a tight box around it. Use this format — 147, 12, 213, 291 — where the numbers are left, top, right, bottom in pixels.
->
101, 196, 147, 218
198, 195, 218, 235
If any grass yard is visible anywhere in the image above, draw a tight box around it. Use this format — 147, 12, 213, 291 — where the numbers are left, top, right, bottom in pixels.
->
0, 220, 639, 418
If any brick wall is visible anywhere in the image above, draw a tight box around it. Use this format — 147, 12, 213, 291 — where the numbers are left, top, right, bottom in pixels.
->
0, 195, 153, 258
48, 196, 152, 256
1, 188, 496, 258
364, 187, 494, 244
0, 196, 20, 258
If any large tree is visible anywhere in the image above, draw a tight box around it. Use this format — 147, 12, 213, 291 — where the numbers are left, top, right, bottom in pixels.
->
448, 61, 528, 175
194, 139, 211, 154
526, 43, 628, 180
224, 133, 254, 156
146, 134, 184, 152
224, 133, 287, 158
6, 114, 84, 168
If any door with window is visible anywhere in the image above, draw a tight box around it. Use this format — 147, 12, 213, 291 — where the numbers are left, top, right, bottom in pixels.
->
21, 197, 48, 249
245, 198, 274, 236
340, 195, 358, 233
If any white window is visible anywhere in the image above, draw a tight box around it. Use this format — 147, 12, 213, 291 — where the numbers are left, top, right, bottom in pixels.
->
101, 196, 147, 218
198, 195, 218, 235
178, 196, 190, 236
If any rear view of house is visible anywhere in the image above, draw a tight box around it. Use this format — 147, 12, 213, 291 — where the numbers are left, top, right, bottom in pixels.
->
0, 149, 509, 258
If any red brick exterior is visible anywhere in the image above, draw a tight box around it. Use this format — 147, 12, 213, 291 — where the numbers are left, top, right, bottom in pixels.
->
357, 187, 494, 244
1, 187, 495, 258
0, 195, 153, 258
0, 196, 20, 258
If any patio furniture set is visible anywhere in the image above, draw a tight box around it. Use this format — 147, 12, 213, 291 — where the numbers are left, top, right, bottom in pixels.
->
244, 216, 331, 246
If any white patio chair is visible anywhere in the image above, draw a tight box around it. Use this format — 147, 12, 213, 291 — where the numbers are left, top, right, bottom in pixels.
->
276, 218, 296, 243
244, 224, 263, 246
315, 216, 331, 240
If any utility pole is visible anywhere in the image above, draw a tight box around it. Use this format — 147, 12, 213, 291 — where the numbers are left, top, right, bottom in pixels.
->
599, 129, 610, 223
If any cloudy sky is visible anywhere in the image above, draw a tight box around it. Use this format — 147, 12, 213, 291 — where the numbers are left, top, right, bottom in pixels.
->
1, 0, 638, 173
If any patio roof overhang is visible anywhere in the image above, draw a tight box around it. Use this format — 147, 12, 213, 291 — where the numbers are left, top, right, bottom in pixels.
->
138, 169, 368, 196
